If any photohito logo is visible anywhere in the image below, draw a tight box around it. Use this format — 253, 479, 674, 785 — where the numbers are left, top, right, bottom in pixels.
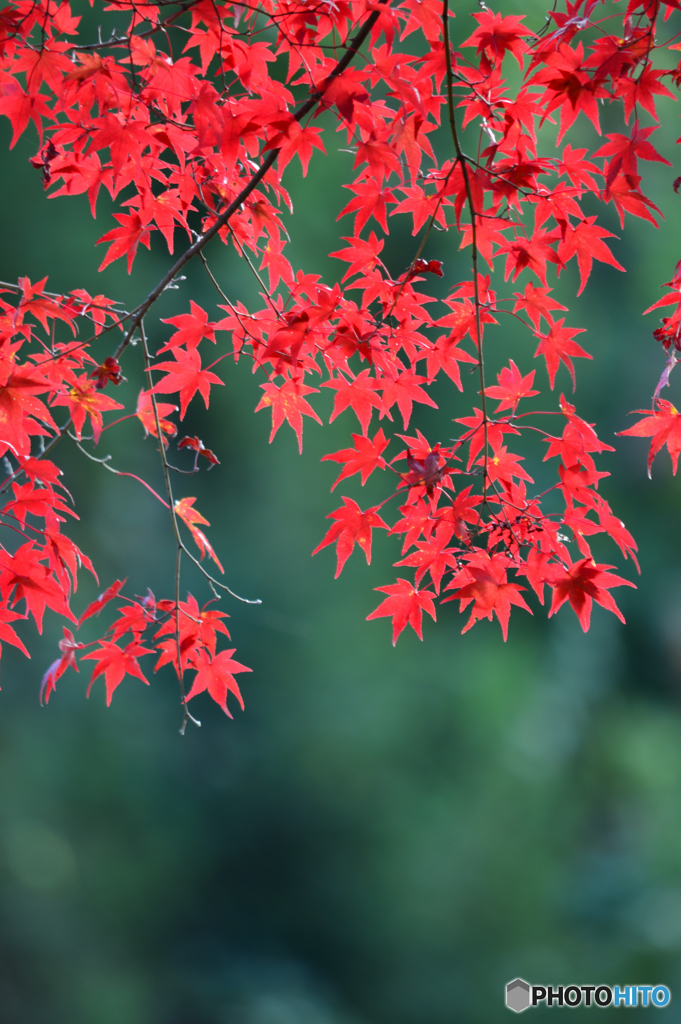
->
505, 980, 671, 1012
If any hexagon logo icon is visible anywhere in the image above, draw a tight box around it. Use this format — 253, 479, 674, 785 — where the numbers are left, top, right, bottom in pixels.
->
506, 978, 531, 1013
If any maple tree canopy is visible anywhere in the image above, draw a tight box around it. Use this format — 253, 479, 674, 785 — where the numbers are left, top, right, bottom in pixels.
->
0, 0, 677, 728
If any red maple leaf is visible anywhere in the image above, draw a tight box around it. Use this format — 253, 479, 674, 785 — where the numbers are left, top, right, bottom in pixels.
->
151, 348, 223, 419
379, 370, 438, 428
323, 369, 382, 434
255, 379, 322, 453
0, 604, 29, 658
548, 558, 634, 631
481, 446, 534, 488
512, 282, 568, 330
338, 179, 396, 234
78, 578, 126, 626
366, 578, 437, 644
443, 554, 531, 640
0, 359, 57, 458
83, 640, 153, 705
185, 648, 251, 717
462, 11, 535, 68
330, 233, 385, 280
174, 497, 223, 572
485, 361, 539, 412
41, 626, 84, 704
619, 401, 681, 476
534, 318, 591, 388
421, 335, 477, 388
554, 217, 625, 295
312, 497, 388, 577
321, 429, 389, 490
394, 526, 459, 593
154, 593, 230, 655
89, 114, 150, 181
136, 390, 177, 441
160, 301, 220, 351
0, 543, 76, 632
52, 374, 124, 443
97, 212, 155, 273
5, 481, 73, 525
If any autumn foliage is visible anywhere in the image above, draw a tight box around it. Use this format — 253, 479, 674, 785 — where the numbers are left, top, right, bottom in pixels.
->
0, 0, 678, 726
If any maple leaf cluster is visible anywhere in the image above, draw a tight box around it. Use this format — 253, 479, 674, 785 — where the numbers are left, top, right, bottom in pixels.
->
0, 0, 676, 720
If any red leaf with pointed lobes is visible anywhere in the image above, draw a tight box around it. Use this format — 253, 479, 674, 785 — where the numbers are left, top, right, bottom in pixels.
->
593, 123, 671, 187
322, 430, 389, 490
97, 213, 155, 273
554, 217, 625, 296
330, 234, 384, 281
338, 179, 396, 234
41, 627, 84, 704
0, 543, 76, 633
0, 359, 58, 458
78, 578, 126, 626
83, 640, 153, 706
512, 283, 567, 331
534, 319, 590, 389
548, 558, 635, 632
154, 594, 230, 658
603, 172, 661, 229
544, 397, 614, 469
389, 499, 437, 554
530, 42, 608, 143
109, 602, 154, 643
255, 379, 322, 454
185, 648, 250, 717
45, 530, 96, 594
378, 370, 437, 429
462, 11, 536, 68
52, 374, 124, 445
434, 487, 482, 544
480, 446, 534, 488
312, 497, 388, 577
0, 604, 29, 659
151, 348, 223, 419
318, 68, 369, 122
456, 408, 520, 470
160, 302, 220, 351
18, 457, 63, 489
354, 133, 402, 186
485, 361, 539, 412
394, 525, 460, 594
421, 335, 477, 389
618, 401, 681, 477
322, 369, 381, 435
5, 481, 75, 525
595, 502, 639, 571
174, 497, 223, 573
443, 554, 531, 640
367, 578, 437, 645
264, 119, 325, 176
136, 391, 177, 441
0, 84, 53, 149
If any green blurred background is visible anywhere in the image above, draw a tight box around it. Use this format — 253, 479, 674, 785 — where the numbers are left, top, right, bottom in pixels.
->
2, 3, 681, 1021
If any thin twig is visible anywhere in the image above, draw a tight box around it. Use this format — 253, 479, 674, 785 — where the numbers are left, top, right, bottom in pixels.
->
443, 0, 489, 499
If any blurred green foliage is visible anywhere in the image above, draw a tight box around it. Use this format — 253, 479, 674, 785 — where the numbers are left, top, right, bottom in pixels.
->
3, 3, 681, 1022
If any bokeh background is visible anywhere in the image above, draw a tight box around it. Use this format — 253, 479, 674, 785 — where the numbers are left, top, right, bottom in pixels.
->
2, 2, 681, 1021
